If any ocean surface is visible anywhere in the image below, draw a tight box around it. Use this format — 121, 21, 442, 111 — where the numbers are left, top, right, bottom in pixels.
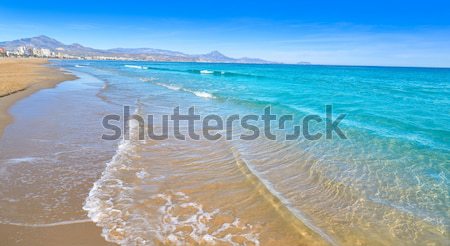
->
7, 60, 449, 245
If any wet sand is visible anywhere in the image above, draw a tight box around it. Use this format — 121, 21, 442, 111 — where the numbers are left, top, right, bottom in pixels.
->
0, 58, 76, 137
0, 222, 112, 246
0, 59, 113, 245
0, 59, 329, 245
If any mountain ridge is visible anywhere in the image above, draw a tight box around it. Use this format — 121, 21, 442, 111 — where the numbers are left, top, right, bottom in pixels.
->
0, 35, 275, 64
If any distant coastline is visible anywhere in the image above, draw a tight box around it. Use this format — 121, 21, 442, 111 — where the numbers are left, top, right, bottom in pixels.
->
0, 35, 280, 64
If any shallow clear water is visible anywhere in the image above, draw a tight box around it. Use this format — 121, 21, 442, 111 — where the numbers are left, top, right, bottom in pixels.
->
0, 71, 117, 225
55, 60, 449, 245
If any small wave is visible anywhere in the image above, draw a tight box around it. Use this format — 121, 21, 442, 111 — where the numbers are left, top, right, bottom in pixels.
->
155, 82, 215, 99
188, 69, 265, 78
184, 89, 215, 98
231, 148, 337, 245
83, 107, 258, 244
124, 65, 148, 70
145, 66, 179, 72
75, 65, 87, 68
131, 66, 265, 78
156, 82, 182, 91
83, 107, 141, 243
189, 69, 223, 76
200, 69, 214, 74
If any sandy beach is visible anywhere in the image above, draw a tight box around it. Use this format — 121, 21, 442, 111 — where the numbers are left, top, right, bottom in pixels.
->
1, 1, 450, 244
0, 58, 448, 245
0, 58, 114, 245
0, 58, 76, 137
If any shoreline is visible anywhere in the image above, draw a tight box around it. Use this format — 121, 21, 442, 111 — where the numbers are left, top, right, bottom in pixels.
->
0, 58, 77, 137
0, 58, 114, 245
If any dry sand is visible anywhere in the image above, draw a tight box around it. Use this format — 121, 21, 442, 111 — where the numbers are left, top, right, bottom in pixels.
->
0, 58, 113, 245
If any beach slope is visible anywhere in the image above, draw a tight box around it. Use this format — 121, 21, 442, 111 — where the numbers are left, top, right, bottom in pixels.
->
0, 58, 76, 137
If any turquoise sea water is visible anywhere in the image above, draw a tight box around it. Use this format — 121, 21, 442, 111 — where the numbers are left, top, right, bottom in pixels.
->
58, 61, 449, 245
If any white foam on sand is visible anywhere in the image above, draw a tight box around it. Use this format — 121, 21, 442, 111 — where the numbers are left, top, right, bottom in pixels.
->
83, 108, 258, 245
152, 192, 260, 245
83, 108, 141, 243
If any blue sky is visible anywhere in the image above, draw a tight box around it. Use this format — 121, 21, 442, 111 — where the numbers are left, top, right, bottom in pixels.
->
1, 0, 450, 67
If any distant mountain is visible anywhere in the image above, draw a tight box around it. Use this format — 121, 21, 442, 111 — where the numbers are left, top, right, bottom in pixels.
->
106, 47, 188, 57
0, 35, 275, 64
0, 35, 108, 56
195, 51, 235, 62
0, 35, 64, 50
237, 57, 274, 64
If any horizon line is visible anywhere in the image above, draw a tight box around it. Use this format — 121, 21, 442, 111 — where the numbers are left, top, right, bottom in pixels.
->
3, 35, 450, 69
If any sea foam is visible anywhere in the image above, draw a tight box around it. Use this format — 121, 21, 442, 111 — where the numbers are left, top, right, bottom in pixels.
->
155, 82, 215, 99
185, 89, 215, 98
155, 82, 182, 91
83, 107, 258, 244
124, 65, 148, 70
151, 192, 260, 245
83, 108, 141, 244
199, 70, 214, 74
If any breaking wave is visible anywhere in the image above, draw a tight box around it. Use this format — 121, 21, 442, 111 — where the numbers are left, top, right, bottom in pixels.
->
126, 64, 265, 78
152, 82, 215, 99
124, 65, 148, 70
83, 108, 259, 245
